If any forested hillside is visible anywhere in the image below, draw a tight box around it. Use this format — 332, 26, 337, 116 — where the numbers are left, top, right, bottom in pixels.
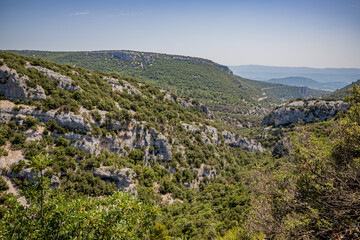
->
0, 52, 358, 239
10, 50, 327, 117
0, 52, 270, 239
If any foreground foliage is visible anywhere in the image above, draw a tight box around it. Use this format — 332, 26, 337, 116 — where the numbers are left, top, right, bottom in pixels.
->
1, 191, 159, 239
0, 155, 160, 240
249, 86, 360, 239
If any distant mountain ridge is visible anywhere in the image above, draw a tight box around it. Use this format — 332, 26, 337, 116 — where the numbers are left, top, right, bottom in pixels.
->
267, 76, 347, 91
230, 65, 360, 83
85, 50, 234, 74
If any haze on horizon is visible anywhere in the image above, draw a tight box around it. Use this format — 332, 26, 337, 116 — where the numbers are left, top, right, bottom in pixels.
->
0, 0, 359, 68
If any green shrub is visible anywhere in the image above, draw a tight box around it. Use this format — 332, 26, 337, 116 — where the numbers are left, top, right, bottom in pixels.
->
128, 149, 144, 164
55, 136, 70, 147
0, 148, 8, 157
0, 177, 9, 192
11, 132, 26, 147
90, 110, 102, 123
23, 116, 40, 129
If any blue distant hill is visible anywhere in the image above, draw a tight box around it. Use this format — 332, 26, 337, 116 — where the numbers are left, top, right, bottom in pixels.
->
229, 65, 360, 85
267, 76, 347, 91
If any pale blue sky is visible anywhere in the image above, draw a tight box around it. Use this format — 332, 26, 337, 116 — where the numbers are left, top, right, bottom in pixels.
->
0, 0, 359, 68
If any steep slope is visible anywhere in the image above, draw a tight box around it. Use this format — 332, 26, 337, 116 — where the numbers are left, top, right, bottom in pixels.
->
10, 50, 330, 119
247, 88, 360, 239
10, 50, 275, 116
1, 52, 356, 240
0, 52, 270, 239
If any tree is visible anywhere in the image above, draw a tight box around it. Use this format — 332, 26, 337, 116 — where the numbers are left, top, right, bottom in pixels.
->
0, 154, 160, 239
257, 86, 360, 239
28, 154, 52, 222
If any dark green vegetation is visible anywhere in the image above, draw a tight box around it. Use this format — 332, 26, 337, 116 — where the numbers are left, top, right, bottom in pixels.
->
249, 86, 360, 239
9, 50, 273, 116
1, 155, 159, 240
1, 51, 359, 239
0, 52, 271, 239
10, 50, 326, 118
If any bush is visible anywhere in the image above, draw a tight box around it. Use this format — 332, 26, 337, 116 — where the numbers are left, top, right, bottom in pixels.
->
0, 191, 159, 239
90, 110, 102, 123
23, 116, 40, 129
46, 119, 66, 134
55, 136, 70, 147
0, 148, 8, 157
0, 177, 9, 192
11, 132, 26, 147
128, 149, 144, 164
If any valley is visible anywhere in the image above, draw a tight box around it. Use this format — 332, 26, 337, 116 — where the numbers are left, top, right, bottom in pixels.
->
0, 51, 359, 239
10, 50, 328, 117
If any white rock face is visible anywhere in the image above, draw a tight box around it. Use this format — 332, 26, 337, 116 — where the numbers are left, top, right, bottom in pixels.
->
262, 100, 348, 126
0, 63, 46, 100
103, 77, 144, 96
0, 107, 91, 132
181, 123, 267, 152
92, 166, 136, 193
26, 64, 82, 92
222, 130, 267, 152
7, 168, 37, 184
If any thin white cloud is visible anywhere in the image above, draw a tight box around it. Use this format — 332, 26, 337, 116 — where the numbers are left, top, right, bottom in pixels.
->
69, 11, 90, 16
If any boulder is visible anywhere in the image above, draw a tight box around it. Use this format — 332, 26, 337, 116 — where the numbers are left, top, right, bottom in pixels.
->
222, 130, 267, 152
92, 166, 136, 193
0, 64, 46, 100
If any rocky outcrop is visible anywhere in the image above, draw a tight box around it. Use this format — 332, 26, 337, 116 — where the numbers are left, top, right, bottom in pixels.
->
0, 100, 173, 162
7, 168, 37, 184
1, 175, 28, 206
143, 128, 172, 162
199, 104, 213, 117
0, 145, 24, 170
0, 107, 91, 132
0, 63, 46, 100
182, 123, 267, 152
26, 64, 82, 92
92, 166, 136, 193
222, 130, 267, 152
272, 137, 291, 157
104, 77, 144, 96
262, 100, 347, 126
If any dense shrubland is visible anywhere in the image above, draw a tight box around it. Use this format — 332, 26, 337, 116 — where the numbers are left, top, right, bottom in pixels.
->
1, 52, 358, 239
220, 86, 360, 239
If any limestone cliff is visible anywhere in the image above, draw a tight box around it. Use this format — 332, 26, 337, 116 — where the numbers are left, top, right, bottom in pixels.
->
262, 100, 347, 126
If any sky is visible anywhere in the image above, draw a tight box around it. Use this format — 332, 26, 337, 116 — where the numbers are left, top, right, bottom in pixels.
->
0, 0, 359, 68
